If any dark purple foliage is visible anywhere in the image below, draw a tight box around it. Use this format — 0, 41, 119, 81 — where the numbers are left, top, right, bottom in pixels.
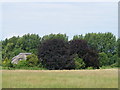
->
38, 39, 75, 70
69, 39, 99, 68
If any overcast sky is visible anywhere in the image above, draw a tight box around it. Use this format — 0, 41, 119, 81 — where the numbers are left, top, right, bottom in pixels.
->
0, 2, 118, 40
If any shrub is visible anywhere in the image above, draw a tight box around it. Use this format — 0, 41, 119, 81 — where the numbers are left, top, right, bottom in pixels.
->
110, 63, 118, 67
86, 67, 94, 70
26, 54, 39, 67
110, 57, 120, 67
37, 62, 44, 68
13, 60, 28, 68
74, 54, 85, 69
38, 39, 75, 70
2, 57, 13, 67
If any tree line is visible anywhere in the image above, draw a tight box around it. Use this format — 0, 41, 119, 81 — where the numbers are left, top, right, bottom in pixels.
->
1, 32, 120, 69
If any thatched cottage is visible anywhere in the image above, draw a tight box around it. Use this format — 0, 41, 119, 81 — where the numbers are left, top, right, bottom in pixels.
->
11, 53, 31, 64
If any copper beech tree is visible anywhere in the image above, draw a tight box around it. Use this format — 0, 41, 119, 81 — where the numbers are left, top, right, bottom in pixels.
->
38, 39, 99, 70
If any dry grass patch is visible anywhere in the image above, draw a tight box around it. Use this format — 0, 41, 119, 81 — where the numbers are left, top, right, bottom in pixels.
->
2, 69, 118, 88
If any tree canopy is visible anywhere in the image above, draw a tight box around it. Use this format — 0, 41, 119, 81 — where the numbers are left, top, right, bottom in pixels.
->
1, 32, 119, 69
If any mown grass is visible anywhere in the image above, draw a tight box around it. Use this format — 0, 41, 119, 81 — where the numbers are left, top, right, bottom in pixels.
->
2, 69, 118, 88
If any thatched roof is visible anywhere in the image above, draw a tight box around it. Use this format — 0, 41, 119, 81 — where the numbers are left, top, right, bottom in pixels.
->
11, 53, 31, 64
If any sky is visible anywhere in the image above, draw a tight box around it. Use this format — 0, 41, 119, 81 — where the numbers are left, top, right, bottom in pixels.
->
0, 2, 118, 40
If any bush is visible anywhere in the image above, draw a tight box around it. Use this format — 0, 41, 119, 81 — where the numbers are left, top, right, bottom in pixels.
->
13, 60, 28, 68
110, 57, 120, 67
10, 60, 46, 70
86, 67, 93, 70
26, 54, 39, 67
2, 57, 13, 67
38, 39, 75, 70
37, 61, 44, 68
100, 66, 113, 69
74, 54, 85, 69
110, 63, 118, 67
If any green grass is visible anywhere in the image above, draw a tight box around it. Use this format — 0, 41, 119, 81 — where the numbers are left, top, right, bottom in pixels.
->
2, 69, 118, 88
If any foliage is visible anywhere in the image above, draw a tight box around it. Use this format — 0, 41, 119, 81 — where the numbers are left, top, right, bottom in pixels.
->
69, 39, 99, 68
2, 32, 120, 69
109, 54, 118, 65
2, 34, 41, 60
84, 32, 116, 54
69, 39, 88, 57
2, 66, 46, 70
73, 35, 84, 40
2, 36, 19, 60
15, 34, 41, 55
41, 33, 68, 43
12, 48, 26, 57
74, 54, 85, 69
13, 60, 28, 68
37, 61, 45, 68
38, 39, 75, 70
26, 54, 39, 67
98, 52, 109, 66
83, 49, 99, 69
0, 42, 2, 66
110, 56, 120, 67
100, 66, 116, 69
118, 38, 120, 57
110, 63, 118, 67
86, 67, 93, 70
2, 57, 13, 67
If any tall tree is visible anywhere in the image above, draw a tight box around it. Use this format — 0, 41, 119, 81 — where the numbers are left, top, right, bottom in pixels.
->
84, 32, 116, 55
41, 33, 68, 43
118, 38, 120, 57
69, 39, 99, 68
15, 34, 41, 55
38, 39, 75, 70
73, 35, 84, 40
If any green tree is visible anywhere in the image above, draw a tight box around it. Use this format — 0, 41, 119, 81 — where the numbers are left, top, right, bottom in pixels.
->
0, 41, 2, 66
109, 54, 118, 65
15, 33, 41, 55
118, 38, 120, 57
41, 33, 68, 43
73, 35, 84, 40
2, 36, 19, 60
84, 32, 116, 54
98, 52, 109, 66
26, 54, 38, 67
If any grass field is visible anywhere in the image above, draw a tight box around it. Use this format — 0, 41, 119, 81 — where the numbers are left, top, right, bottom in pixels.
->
2, 69, 118, 88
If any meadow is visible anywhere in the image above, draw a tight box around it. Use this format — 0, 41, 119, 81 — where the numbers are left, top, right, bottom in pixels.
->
2, 69, 118, 88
